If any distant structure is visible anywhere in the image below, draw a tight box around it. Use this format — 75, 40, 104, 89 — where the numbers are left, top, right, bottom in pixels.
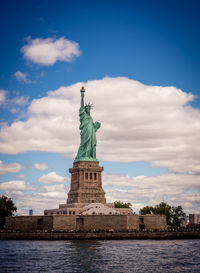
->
5, 87, 167, 232
189, 214, 200, 225
29, 209, 33, 216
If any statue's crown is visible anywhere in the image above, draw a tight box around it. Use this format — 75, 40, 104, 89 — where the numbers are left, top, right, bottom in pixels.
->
85, 102, 93, 109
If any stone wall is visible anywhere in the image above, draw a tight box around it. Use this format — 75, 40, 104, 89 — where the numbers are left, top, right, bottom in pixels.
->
5, 216, 53, 232
127, 215, 140, 230
143, 215, 166, 230
83, 215, 128, 230
5, 214, 167, 232
53, 214, 166, 231
53, 215, 76, 230
53, 215, 129, 231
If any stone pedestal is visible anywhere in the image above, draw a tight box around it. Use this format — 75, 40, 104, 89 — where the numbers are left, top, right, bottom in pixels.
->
67, 161, 106, 204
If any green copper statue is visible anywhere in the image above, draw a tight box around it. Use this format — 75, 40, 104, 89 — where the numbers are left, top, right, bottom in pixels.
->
74, 86, 101, 162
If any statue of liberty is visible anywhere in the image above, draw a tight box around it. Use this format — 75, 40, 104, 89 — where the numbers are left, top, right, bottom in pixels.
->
74, 86, 101, 162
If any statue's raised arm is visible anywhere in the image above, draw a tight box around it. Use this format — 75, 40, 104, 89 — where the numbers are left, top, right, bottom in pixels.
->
74, 86, 101, 162
80, 86, 85, 108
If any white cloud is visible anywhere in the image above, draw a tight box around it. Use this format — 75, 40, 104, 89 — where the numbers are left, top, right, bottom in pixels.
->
9, 96, 29, 113
0, 179, 67, 215
14, 71, 33, 83
15, 192, 66, 215
0, 160, 23, 175
43, 184, 66, 192
21, 37, 81, 65
0, 77, 199, 175
38, 172, 67, 183
102, 172, 200, 214
0, 89, 7, 104
41, 191, 65, 198
15, 173, 26, 179
12, 96, 29, 106
0, 180, 27, 190
2, 171, 199, 215
0, 89, 28, 114
34, 162, 48, 170
12, 185, 67, 215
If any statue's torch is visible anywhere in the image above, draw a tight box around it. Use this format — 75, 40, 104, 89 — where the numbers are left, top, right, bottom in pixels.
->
80, 86, 85, 93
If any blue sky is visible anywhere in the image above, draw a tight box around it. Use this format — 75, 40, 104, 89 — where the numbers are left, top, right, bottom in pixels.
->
0, 0, 200, 215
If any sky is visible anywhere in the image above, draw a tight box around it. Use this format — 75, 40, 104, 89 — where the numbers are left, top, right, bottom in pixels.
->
0, 0, 200, 215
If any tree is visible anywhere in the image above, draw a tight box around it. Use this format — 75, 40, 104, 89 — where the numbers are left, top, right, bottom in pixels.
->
171, 205, 186, 228
154, 202, 173, 226
139, 206, 154, 215
114, 200, 132, 208
139, 202, 186, 228
0, 195, 17, 229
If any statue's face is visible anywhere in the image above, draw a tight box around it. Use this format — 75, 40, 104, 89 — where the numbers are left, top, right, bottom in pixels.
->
85, 106, 90, 114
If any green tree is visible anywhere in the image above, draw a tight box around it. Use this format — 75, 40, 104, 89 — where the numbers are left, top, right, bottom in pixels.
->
154, 202, 173, 226
171, 205, 186, 229
0, 195, 17, 229
139, 202, 186, 228
114, 200, 132, 208
139, 206, 154, 215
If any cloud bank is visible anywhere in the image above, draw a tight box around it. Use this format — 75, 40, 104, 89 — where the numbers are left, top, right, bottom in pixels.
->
2, 170, 199, 215
1, 77, 200, 214
0, 180, 27, 191
103, 172, 200, 214
0, 77, 199, 174
0, 180, 67, 214
21, 37, 81, 65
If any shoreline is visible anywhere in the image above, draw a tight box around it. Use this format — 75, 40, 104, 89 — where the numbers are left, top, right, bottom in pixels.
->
1, 231, 200, 240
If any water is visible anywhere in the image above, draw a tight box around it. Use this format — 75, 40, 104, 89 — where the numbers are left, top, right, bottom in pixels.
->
0, 240, 200, 273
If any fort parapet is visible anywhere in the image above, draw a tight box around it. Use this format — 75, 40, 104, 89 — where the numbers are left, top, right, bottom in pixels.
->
5, 214, 166, 232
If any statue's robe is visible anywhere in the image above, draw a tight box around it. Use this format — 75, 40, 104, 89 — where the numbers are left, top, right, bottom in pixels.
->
75, 107, 98, 160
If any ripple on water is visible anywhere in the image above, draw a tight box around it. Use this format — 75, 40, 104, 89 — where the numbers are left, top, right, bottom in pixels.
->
0, 240, 200, 273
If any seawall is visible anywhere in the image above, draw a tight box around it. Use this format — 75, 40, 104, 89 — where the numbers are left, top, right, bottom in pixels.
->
1, 232, 200, 240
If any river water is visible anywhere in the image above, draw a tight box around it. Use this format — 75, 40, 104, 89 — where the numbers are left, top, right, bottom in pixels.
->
0, 240, 200, 273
